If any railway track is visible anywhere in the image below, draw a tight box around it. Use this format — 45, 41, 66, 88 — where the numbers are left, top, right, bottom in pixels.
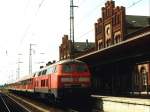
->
1, 90, 95, 112
0, 93, 31, 112
8, 92, 92, 112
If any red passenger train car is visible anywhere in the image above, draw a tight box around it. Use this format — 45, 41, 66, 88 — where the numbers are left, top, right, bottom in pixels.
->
8, 59, 91, 99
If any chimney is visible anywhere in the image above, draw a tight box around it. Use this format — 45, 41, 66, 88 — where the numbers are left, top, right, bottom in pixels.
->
86, 39, 89, 47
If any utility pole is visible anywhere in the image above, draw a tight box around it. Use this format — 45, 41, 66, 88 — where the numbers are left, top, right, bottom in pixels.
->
29, 43, 36, 75
17, 53, 23, 79
70, 0, 78, 58
149, 0, 150, 18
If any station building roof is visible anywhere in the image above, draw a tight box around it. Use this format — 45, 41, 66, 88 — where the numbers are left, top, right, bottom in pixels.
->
126, 15, 150, 34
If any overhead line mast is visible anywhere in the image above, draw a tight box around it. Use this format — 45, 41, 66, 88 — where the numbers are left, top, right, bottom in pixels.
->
29, 43, 36, 75
70, 0, 77, 59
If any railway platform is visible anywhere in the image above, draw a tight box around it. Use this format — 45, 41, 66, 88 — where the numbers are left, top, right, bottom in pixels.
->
91, 95, 150, 112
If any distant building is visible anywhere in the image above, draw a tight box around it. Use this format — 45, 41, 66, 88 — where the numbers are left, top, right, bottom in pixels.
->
95, 0, 150, 50
59, 35, 71, 60
59, 0, 150, 89
94, 0, 150, 94
126, 15, 150, 34
59, 35, 95, 60
95, 0, 126, 50
59, 0, 150, 60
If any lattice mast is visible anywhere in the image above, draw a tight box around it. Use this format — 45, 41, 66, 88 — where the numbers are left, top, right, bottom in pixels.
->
70, 0, 77, 58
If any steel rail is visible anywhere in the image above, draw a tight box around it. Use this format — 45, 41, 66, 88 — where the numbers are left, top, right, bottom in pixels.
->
5, 94, 32, 112
0, 94, 11, 112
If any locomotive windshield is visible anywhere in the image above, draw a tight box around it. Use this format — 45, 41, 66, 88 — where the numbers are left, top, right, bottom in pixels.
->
76, 64, 88, 72
63, 64, 73, 72
62, 63, 88, 73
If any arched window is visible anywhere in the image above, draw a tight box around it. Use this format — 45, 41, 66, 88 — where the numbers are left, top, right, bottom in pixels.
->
98, 40, 103, 50
139, 66, 148, 92
106, 39, 111, 47
114, 35, 120, 44
140, 66, 147, 86
114, 31, 121, 44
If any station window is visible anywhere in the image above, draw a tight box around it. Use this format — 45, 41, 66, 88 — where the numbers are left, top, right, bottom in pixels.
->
114, 35, 121, 44
98, 41, 103, 50
106, 39, 111, 47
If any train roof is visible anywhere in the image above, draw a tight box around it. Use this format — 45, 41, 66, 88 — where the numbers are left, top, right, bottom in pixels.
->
44, 59, 85, 68
12, 59, 86, 82
34, 59, 86, 73
56, 59, 85, 65
17, 74, 34, 82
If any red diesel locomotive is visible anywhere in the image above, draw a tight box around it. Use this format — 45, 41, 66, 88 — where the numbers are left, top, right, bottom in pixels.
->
8, 59, 91, 99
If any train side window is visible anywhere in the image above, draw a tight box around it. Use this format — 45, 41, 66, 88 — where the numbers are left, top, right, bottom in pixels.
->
41, 80, 42, 86
38, 71, 42, 76
41, 80, 42, 87
24, 80, 26, 85
46, 79, 48, 86
46, 66, 57, 74
44, 80, 45, 86
46, 67, 52, 74
26, 80, 28, 84
33, 73, 36, 77
36, 81, 38, 87
28, 79, 31, 84
43, 80, 46, 87
53, 66, 57, 73
41, 80, 46, 87
42, 70, 47, 75
35, 72, 38, 77
44, 70, 47, 74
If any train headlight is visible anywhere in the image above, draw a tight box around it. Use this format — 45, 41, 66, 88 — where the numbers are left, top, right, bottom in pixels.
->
61, 77, 73, 82
78, 77, 90, 82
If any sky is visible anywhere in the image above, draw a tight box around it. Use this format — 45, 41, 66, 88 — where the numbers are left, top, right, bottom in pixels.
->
0, 0, 149, 85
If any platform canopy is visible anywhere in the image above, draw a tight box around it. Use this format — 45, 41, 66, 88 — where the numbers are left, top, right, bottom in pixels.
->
76, 27, 150, 67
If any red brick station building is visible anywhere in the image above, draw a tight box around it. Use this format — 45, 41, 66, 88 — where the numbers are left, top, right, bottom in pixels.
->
59, 0, 150, 96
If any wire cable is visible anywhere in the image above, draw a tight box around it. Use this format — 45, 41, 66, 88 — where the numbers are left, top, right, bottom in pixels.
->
77, 0, 145, 39
127, 0, 143, 9
35, 0, 46, 15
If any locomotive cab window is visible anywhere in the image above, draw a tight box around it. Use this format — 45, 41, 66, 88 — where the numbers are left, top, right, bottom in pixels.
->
63, 64, 73, 72
76, 64, 88, 72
